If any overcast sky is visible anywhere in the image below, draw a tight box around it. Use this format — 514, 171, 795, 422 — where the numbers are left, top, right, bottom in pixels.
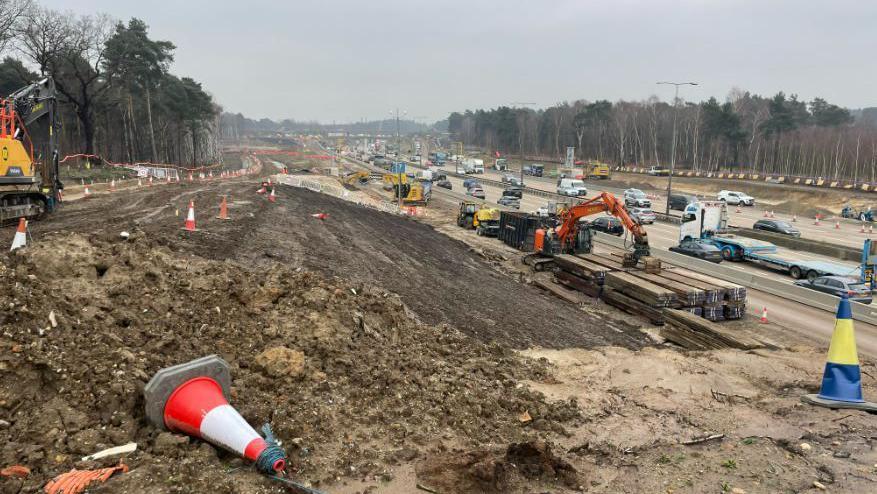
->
43, 0, 877, 123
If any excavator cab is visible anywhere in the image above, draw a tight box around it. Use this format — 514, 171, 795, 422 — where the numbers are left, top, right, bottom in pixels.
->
457, 201, 479, 229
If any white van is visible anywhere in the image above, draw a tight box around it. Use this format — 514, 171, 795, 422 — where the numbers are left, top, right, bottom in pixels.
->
556, 178, 588, 197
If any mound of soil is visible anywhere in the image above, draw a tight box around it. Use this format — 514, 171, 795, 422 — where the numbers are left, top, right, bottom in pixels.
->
0, 232, 579, 493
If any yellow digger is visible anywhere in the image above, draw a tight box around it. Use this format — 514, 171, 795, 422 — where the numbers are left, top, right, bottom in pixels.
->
344, 170, 370, 185
383, 173, 428, 206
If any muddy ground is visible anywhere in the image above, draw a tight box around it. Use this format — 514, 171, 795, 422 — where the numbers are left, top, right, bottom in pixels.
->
2, 157, 877, 493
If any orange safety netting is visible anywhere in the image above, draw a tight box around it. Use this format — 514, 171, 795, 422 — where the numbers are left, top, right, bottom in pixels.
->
43, 463, 128, 494
0, 465, 30, 478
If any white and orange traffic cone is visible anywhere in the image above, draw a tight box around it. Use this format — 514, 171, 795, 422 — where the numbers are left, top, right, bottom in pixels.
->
216, 196, 230, 220
9, 217, 27, 251
736, 206, 742, 213
83, 184, 91, 199
110, 179, 116, 192
144, 355, 287, 475
760, 306, 769, 324
770, 211, 775, 218
836, 220, 841, 229
763, 210, 769, 218
183, 200, 197, 231
137, 178, 142, 187
814, 215, 820, 226
311, 213, 328, 220
268, 188, 276, 203
792, 214, 797, 222
257, 182, 267, 194
188, 172, 193, 182
148, 176, 153, 186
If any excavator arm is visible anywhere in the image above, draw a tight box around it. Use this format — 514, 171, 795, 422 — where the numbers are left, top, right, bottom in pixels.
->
552, 192, 651, 260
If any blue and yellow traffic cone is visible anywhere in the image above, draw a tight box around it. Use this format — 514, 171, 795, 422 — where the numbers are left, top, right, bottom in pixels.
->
802, 295, 877, 412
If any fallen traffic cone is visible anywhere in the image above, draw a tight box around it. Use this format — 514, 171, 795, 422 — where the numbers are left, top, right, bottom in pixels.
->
144, 355, 287, 474
801, 296, 877, 411
9, 217, 27, 251
759, 306, 768, 324
216, 196, 230, 220
268, 188, 276, 203
311, 213, 328, 220
183, 200, 197, 231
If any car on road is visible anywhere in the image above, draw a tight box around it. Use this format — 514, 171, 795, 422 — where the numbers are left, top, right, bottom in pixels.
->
588, 216, 624, 236
669, 239, 723, 263
628, 207, 656, 224
556, 178, 588, 197
753, 219, 801, 237
497, 196, 520, 209
647, 166, 670, 176
794, 276, 873, 304
410, 155, 421, 164
668, 193, 697, 211
463, 178, 480, 189
466, 186, 485, 199
435, 179, 452, 190
623, 188, 652, 208
502, 186, 523, 199
501, 173, 521, 186
718, 190, 755, 206
523, 164, 544, 177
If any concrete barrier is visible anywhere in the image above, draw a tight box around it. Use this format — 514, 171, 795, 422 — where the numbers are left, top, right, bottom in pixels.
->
593, 232, 877, 325
727, 226, 861, 262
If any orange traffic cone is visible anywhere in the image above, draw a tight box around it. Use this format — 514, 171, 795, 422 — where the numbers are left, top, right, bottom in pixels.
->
110, 179, 116, 192
183, 200, 197, 231
188, 172, 193, 182
83, 185, 91, 199
814, 215, 820, 226
311, 213, 328, 220
792, 214, 797, 222
257, 182, 267, 194
216, 196, 230, 220
836, 220, 841, 229
148, 176, 153, 186
770, 211, 775, 218
760, 307, 769, 324
268, 188, 276, 203
9, 217, 27, 251
735, 206, 742, 213
144, 356, 287, 474
763, 210, 769, 218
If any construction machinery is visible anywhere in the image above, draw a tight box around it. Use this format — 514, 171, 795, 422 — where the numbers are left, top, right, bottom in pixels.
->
0, 77, 61, 222
383, 173, 429, 206
526, 191, 654, 271
457, 201, 500, 236
344, 170, 370, 185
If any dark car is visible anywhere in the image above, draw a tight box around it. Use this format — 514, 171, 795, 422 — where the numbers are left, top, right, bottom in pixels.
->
753, 219, 801, 237
589, 216, 624, 236
497, 196, 521, 209
668, 193, 697, 211
435, 179, 452, 190
669, 239, 723, 263
463, 178, 480, 189
502, 186, 523, 199
794, 276, 873, 304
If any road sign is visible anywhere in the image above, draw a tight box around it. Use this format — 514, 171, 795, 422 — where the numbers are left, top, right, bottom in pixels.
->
390, 162, 406, 174
565, 147, 575, 168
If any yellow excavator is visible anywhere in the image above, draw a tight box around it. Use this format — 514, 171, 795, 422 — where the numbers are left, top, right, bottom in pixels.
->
344, 170, 370, 185
0, 78, 61, 222
382, 173, 428, 206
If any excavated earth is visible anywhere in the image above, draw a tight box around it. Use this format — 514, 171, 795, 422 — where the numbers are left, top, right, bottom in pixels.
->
2, 165, 877, 493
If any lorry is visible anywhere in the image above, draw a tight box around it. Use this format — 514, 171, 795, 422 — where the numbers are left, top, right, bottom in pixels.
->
681, 201, 864, 281
494, 158, 509, 171
463, 157, 484, 174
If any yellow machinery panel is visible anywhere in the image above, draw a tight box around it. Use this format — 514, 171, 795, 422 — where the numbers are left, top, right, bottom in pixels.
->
0, 135, 35, 182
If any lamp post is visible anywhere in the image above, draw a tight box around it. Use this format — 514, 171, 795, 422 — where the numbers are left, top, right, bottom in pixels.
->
510, 102, 536, 186
390, 109, 407, 207
656, 81, 697, 214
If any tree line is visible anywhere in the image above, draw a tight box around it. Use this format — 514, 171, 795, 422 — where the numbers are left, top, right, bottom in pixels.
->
448, 90, 877, 182
0, 0, 220, 167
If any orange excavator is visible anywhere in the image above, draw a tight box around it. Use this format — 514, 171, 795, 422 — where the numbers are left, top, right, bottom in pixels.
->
527, 191, 653, 270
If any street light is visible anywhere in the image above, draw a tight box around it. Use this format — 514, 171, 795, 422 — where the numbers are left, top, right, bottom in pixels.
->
656, 81, 697, 215
509, 102, 536, 186
390, 109, 407, 207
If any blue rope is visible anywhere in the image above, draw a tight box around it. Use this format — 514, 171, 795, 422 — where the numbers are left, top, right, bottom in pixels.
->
254, 423, 288, 475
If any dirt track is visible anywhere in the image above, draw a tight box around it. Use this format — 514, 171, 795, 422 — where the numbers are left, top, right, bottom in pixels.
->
7, 178, 649, 350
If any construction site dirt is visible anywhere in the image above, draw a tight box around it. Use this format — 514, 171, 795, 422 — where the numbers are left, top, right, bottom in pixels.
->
1, 171, 877, 493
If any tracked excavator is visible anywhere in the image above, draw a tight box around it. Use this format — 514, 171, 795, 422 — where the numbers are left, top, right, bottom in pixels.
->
525, 191, 658, 272
0, 77, 61, 222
